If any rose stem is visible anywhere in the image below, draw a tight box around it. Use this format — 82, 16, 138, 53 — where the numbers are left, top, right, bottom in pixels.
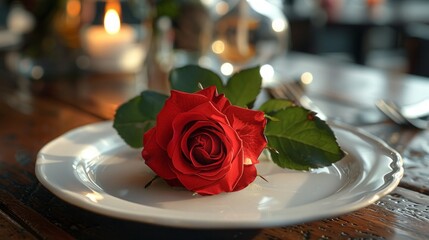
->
144, 175, 159, 189
258, 175, 269, 183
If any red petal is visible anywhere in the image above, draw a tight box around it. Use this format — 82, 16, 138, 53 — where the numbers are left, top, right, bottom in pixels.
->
190, 149, 246, 195
156, 90, 210, 149
142, 128, 176, 180
225, 106, 267, 165
231, 164, 257, 192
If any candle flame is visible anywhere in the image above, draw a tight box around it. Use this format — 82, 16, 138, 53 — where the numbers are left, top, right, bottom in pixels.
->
104, 3, 121, 35
66, 0, 81, 17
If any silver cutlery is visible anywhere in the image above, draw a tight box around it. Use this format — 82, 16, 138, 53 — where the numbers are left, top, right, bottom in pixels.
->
269, 81, 328, 121
375, 99, 429, 129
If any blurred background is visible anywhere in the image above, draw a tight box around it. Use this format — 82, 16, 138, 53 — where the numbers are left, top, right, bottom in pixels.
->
285, 0, 429, 77
1, 0, 429, 97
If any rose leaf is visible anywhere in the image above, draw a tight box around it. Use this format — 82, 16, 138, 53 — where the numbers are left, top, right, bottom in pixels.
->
113, 91, 168, 148
223, 66, 262, 108
259, 99, 295, 114
264, 107, 345, 170
169, 65, 224, 93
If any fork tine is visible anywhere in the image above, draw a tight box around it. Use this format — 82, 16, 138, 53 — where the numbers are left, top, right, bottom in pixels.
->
269, 82, 300, 103
269, 81, 327, 120
375, 99, 429, 129
270, 83, 294, 101
375, 99, 409, 125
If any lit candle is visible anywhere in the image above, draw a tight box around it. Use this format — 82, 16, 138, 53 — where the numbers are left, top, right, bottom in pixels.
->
81, 2, 145, 73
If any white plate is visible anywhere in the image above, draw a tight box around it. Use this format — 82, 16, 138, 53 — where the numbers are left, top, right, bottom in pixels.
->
35, 121, 403, 228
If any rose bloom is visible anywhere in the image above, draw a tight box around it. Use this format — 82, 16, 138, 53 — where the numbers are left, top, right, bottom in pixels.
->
142, 86, 267, 195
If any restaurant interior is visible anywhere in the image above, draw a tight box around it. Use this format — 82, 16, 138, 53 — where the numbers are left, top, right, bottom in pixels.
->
0, 0, 428, 239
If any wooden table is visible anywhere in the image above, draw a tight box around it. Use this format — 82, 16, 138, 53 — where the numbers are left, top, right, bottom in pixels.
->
0, 53, 428, 239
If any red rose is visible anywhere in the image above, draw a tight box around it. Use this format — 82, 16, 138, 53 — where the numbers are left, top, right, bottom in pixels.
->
141, 86, 267, 195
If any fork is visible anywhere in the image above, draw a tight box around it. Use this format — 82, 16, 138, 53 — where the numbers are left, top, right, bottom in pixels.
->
269, 81, 328, 121
375, 99, 429, 129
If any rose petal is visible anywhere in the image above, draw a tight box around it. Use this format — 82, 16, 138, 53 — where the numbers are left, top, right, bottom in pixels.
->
142, 128, 176, 180
196, 86, 231, 111
189, 149, 246, 195
225, 105, 267, 165
165, 178, 182, 187
156, 90, 211, 149
230, 164, 257, 192
164, 102, 246, 188
189, 131, 224, 165
195, 165, 256, 196
167, 102, 231, 174
171, 120, 243, 180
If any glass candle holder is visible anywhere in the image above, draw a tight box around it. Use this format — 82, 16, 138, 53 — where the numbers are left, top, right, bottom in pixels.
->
204, 0, 289, 77
79, 0, 152, 74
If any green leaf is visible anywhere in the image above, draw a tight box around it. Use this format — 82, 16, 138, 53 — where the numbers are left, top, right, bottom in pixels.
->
169, 65, 224, 93
223, 66, 262, 107
113, 91, 168, 148
259, 99, 295, 113
265, 107, 345, 170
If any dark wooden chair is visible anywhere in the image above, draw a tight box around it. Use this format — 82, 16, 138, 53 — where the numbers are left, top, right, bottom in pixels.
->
405, 23, 429, 77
